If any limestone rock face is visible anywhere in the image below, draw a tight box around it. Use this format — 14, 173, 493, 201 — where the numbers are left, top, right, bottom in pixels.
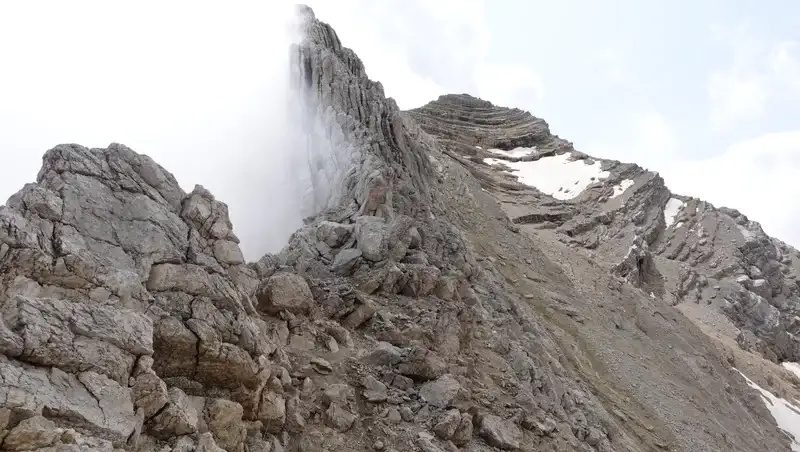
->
0, 5, 795, 452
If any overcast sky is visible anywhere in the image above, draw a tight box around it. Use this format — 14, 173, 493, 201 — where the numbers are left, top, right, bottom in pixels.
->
1, 1, 799, 252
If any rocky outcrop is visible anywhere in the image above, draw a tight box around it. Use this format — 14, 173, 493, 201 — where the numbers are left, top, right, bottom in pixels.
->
0, 5, 795, 452
409, 94, 566, 154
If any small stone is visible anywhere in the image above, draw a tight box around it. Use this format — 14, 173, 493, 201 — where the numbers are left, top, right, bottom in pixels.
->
373, 440, 386, 450
316, 221, 353, 247
283, 395, 306, 434
322, 384, 355, 406
397, 347, 447, 381
332, 248, 363, 275
258, 391, 287, 434
363, 375, 389, 403
172, 435, 197, 452
539, 417, 557, 436
386, 407, 402, 424
310, 357, 333, 375
392, 374, 415, 391
196, 432, 226, 452
325, 403, 357, 433
355, 216, 389, 261
477, 414, 521, 450
362, 342, 404, 367
419, 374, 461, 408
279, 367, 292, 386
399, 406, 415, 422
452, 413, 474, 446
60, 429, 78, 444
342, 299, 377, 329
150, 387, 199, 438
586, 427, 606, 446
3, 416, 60, 451
302, 377, 315, 393
327, 336, 340, 353
433, 409, 462, 440
417, 432, 446, 452
387, 394, 404, 405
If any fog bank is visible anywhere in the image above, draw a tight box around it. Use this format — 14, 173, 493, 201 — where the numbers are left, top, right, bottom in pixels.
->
0, 1, 340, 261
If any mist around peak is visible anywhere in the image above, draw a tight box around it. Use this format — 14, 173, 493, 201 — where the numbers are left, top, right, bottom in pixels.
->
0, 1, 348, 262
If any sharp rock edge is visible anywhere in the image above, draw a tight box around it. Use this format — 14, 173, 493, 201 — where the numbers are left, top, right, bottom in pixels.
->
1, 5, 799, 452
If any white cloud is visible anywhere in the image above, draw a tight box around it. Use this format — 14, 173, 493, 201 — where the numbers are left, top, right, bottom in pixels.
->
770, 41, 800, 91
475, 64, 545, 110
708, 27, 800, 132
707, 28, 770, 132
708, 70, 769, 132
631, 111, 679, 158
584, 109, 679, 171
589, 48, 631, 85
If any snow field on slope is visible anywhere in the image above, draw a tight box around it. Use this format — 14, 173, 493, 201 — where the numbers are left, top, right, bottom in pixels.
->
487, 146, 537, 158
735, 369, 800, 451
611, 179, 635, 199
483, 152, 610, 200
663, 197, 684, 228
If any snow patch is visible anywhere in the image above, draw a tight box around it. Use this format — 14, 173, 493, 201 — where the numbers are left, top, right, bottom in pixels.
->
663, 198, 684, 229
675, 221, 684, 229
784, 362, 800, 381
475, 145, 482, 149
483, 152, 609, 200
487, 146, 537, 158
611, 179, 635, 199
735, 368, 800, 451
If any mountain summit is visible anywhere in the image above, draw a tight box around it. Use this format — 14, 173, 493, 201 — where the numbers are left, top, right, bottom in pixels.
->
1, 6, 799, 452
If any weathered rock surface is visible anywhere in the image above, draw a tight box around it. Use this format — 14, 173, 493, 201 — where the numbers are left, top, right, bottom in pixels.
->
0, 4, 796, 452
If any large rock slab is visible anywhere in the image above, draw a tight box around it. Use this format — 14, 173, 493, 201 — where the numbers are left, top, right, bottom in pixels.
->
0, 356, 139, 443
0, 295, 153, 383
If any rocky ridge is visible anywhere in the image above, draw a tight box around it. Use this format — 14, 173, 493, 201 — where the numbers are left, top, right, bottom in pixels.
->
409, 94, 800, 366
0, 5, 797, 452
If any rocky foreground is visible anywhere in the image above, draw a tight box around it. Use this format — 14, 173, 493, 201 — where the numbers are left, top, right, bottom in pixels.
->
1, 5, 799, 452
